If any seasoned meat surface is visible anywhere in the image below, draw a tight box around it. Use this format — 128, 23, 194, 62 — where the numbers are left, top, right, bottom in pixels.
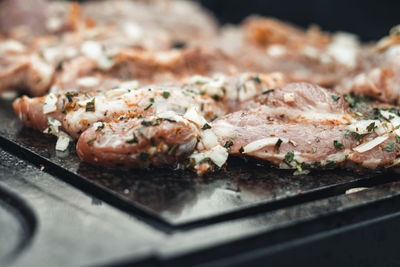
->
5, 0, 400, 174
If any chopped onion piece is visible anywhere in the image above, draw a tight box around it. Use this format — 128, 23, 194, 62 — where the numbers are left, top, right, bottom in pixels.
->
380, 109, 400, 129
81, 41, 113, 70
55, 132, 71, 151
283, 93, 295, 103
345, 187, 368, 194
105, 88, 130, 98
1, 91, 18, 100
200, 130, 219, 150
43, 117, 62, 136
43, 93, 58, 114
346, 120, 381, 135
0, 40, 25, 53
77, 76, 99, 88
119, 80, 139, 89
93, 122, 104, 130
187, 75, 212, 85
78, 97, 95, 108
353, 135, 389, 153
157, 111, 187, 124
243, 137, 280, 153
190, 145, 228, 168
183, 107, 207, 127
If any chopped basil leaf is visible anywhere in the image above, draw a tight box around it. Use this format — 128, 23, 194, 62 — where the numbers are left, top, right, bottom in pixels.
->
351, 132, 363, 141
295, 161, 303, 172
331, 95, 340, 102
262, 89, 275, 95
224, 140, 233, 149
312, 147, 317, 153
144, 103, 152, 110
126, 133, 138, 143
200, 157, 211, 163
274, 138, 282, 153
87, 137, 97, 145
333, 140, 344, 150
202, 123, 212, 130
284, 151, 294, 165
65, 92, 74, 103
344, 94, 356, 107
252, 76, 261, 84
210, 114, 218, 121
384, 142, 394, 152
366, 122, 376, 132
96, 123, 104, 131
162, 91, 170, 99
85, 98, 95, 112
142, 119, 160, 126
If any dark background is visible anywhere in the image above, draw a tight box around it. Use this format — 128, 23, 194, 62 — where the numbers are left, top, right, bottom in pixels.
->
194, 0, 399, 41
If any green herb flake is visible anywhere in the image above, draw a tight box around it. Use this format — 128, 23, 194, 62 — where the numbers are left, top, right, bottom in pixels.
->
224, 140, 233, 149
152, 119, 161, 126
210, 114, 218, 122
202, 123, 212, 130
351, 132, 363, 141
284, 151, 294, 165
167, 145, 179, 155
144, 103, 152, 110
65, 92, 74, 103
384, 142, 395, 152
295, 161, 303, 172
61, 105, 66, 114
333, 140, 345, 150
344, 94, 356, 107
96, 123, 104, 131
274, 138, 283, 153
87, 137, 97, 145
141, 120, 152, 126
331, 95, 340, 102
262, 89, 275, 95
162, 91, 170, 99
252, 76, 261, 84
126, 133, 138, 143
312, 147, 317, 153
85, 98, 95, 112
366, 122, 376, 132
200, 157, 211, 163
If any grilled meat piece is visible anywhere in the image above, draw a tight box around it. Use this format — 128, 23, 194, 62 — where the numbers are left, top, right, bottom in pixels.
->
209, 17, 361, 88
335, 43, 400, 105
51, 46, 235, 94
77, 115, 199, 168
13, 82, 228, 138
213, 82, 400, 171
